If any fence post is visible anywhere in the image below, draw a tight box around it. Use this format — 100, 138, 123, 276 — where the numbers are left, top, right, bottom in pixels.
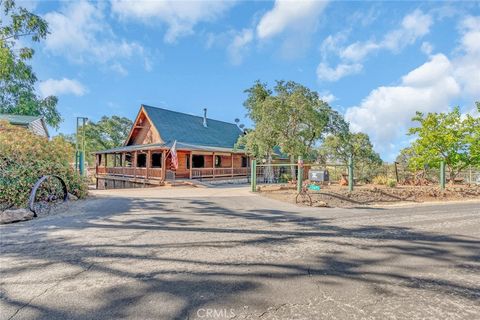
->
348, 155, 354, 192
251, 159, 257, 192
440, 160, 446, 190
297, 156, 303, 193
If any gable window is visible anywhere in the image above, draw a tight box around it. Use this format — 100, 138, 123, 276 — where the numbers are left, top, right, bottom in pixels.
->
151, 153, 162, 168
215, 155, 222, 167
192, 155, 205, 168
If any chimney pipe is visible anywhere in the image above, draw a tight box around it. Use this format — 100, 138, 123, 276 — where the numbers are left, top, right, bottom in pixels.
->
203, 108, 207, 128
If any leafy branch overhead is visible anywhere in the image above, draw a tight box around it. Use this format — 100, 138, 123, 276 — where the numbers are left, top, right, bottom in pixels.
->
0, 0, 61, 128
60, 116, 133, 165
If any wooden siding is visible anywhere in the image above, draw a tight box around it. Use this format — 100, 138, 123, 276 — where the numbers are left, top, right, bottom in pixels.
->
126, 108, 162, 146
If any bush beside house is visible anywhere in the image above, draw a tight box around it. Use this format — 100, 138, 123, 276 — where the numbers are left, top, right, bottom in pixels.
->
0, 121, 87, 209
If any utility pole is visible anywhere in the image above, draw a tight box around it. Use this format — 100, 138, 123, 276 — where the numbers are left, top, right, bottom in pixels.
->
348, 155, 354, 192
76, 117, 88, 176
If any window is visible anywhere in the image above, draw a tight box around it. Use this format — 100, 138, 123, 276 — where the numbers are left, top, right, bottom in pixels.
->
137, 153, 147, 168
192, 155, 205, 168
186, 155, 190, 169
114, 154, 122, 167
105, 154, 114, 168
151, 153, 162, 168
125, 153, 132, 167
241, 156, 248, 168
215, 155, 222, 167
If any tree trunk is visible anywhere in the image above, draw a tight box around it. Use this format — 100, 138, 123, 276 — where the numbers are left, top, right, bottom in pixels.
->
449, 167, 457, 184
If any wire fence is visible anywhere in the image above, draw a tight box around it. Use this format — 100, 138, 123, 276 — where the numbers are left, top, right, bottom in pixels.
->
364, 163, 480, 185
254, 161, 480, 186
255, 163, 349, 185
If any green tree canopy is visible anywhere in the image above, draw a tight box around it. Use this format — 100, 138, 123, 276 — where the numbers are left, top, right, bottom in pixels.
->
237, 80, 346, 161
0, 0, 61, 128
60, 115, 133, 165
407, 102, 480, 179
318, 132, 383, 181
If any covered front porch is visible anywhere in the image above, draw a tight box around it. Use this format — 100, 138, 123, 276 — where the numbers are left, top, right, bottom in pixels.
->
95, 143, 250, 188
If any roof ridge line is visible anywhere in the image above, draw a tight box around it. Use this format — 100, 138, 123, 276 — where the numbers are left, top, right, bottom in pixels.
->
142, 104, 241, 127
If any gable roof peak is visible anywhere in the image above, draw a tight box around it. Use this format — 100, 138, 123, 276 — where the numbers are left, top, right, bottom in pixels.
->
140, 104, 242, 148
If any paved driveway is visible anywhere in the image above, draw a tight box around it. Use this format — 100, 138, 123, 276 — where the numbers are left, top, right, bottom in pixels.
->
1, 187, 479, 319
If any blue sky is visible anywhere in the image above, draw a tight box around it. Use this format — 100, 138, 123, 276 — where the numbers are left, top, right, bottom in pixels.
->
26, 0, 480, 161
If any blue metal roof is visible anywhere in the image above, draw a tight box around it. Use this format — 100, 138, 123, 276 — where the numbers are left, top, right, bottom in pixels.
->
142, 105, 243, 149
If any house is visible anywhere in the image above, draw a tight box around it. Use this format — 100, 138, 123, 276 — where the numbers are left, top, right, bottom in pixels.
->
0, 114, 49, 138
95, 105, 251, 189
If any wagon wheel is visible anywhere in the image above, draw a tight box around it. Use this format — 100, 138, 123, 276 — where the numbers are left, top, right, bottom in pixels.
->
28, 175, 68, 217
295, 191, 312, 206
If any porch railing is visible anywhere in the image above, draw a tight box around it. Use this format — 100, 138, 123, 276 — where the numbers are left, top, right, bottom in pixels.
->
97, 167, 250, 179
97, 167, 163, 179
191, 167, 249, 178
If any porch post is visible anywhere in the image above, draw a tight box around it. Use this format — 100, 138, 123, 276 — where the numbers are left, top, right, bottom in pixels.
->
133, 151, 137, 179
95, 154, 99, 175
95, 154, 99, 189
231, 153, 234, 177
189, 152, 193, 179
146, 150, 151, 179
162, 150, 166, 181
212, 152, 215, 179
122, 152, 126, 176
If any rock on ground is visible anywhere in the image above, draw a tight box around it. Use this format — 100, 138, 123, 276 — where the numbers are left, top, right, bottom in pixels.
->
0, 208, 34, 224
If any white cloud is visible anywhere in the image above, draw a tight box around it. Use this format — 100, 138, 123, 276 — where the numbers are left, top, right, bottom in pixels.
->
320, 92, 336, 104
339, 41, 380, 62
208, 0, 328, 64
110, 63, 129, 76
344, 14, 480, 159
256, 0, 328, 39
39, 78, 87, 98
453, 16, 480, 96
421, 41, 433, 55
345, 54, 460, 156
44, 1, 147, 69
382, 9, 433, 51
227, 28, 254, 65
316, 62, 362, 82
319, 9, 433, 81
110, 0, 236, 43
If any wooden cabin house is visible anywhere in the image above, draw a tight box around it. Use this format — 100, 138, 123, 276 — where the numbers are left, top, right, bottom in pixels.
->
95, 105, 250, 189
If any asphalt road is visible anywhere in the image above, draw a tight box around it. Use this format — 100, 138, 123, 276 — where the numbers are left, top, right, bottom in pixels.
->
1, 187, 479, 320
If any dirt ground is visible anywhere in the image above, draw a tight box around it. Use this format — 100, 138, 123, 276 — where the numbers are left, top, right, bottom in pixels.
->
259, 183, 480, 208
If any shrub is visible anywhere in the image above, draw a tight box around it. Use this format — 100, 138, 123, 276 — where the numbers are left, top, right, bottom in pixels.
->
0, 122, 88, 208
372, 175, 388, 185
387, 179, 397, 188
279, 173, 293, 183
